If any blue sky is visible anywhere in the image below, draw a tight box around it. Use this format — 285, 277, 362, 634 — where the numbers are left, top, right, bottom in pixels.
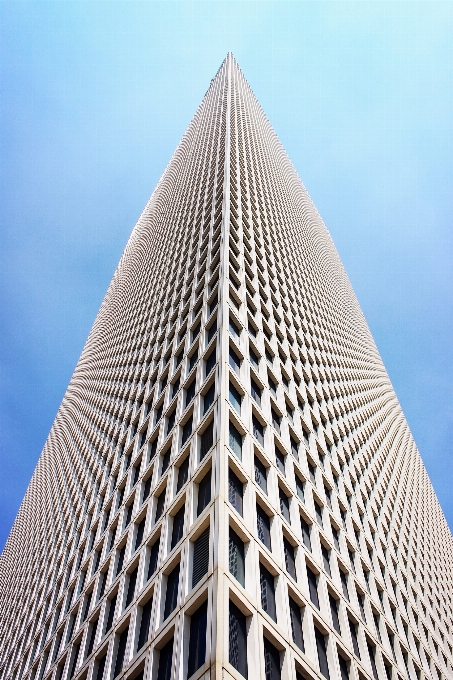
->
1, 2, 452, 550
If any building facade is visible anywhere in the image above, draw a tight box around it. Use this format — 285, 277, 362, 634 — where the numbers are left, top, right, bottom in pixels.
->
1, 54, 452, 680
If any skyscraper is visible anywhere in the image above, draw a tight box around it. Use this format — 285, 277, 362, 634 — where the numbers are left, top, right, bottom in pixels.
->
1, 52, 452, 680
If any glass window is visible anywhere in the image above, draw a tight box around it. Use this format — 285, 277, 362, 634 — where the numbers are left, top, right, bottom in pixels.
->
283, 538, 296, 580
164, 565, 180, 619
229, 382, 242, 413
306, 566, 319, 609
263, 638, 281, 680
257, 505, 271, 551
192, 527, 210, 587
228, 469, 243, 515
187, 601, 208, 677
315, 628, 330, 679
137, 595, 153, 650
229, 601, 247, 678
300, 516, 312, 551
200, 421, 214, 460
252, 415, 264, 446
171, 505, 185, 550
254, 457, 267, 494
279, 490, 290, 523
229, 422, 242, 459
197, 470, 212, 516
156, 637, 174, 680
229, 528, 245, 587
289, 597, 304, 651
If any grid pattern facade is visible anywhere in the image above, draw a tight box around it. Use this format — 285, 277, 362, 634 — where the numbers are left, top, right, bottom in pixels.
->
1, 54, 452, 680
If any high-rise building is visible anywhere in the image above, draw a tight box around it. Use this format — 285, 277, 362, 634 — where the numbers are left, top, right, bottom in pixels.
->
1, 53, 452, 680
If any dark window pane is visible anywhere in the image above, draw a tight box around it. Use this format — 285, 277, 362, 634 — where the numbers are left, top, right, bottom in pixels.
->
161, 449, 171, 475
289, 597, 304, 652
171, 377, 180, 399
142, 477, 152, 503
164, 564, 180, 619
271, 409, 281, 433
187, 601, 208, 677
252, 416, 264, 446
229, 347, 241, 373
315, 628, 330, 679
290, 437, 299, 460
182, 416, 193, 445
125, 567, 138, 608
177, 457, 189, 492
116, 546, 126, 577
192, 322, 201, 342
357, 590, 366, 621
367, 642, 378, 679
132, 464, 140, 486
256, 506, 271, 551
135, 516, 146, 551
148, 539, 160, 579
137, 596, 153, 650
331, 525, 340, 551
95, 654, 107, 680
166, 410, 176, 435
192, 527, 210, 587
197, 470, 212, 516
338, 655, 349, 680
229, 601, 247, 678
82, 591, 93, 622
98, 571, 107, 600
229, 382, 242, 413
171, 505, 185, 549
86, 620, 98, 657
155, 488, 166, 522
69, 644, 80, 680
254, 457, 267, 493
200, 421, 214, 460
260, 565, 276, 621
156, 637, 174, 680
306, 567, 319, 609
349, 619, 360, 658
228, 469, 243, 516
251, 378, 262, 405
229, 529, 245, 587
114, 626, 129, 678
314, 500, 323, 526
229, 319, 240, 339
295, 476, 305, 501
229, 422, 242, 459
300, 517, 312, 551
207, 319, 217, 340
283, 538, 296, 580
263, 638, 281, 680
279, 490, 290, 523
189, 350, 198, 372
329, 594, 340, 633
321, 544, 331, 577
206, 347, 216, 375
155, 404, 163, 426
105, 594, 117, 633
185, 380, 196, 407
203, 384, 215, 414
275, 448, 285, 475
149, 438, 158, 461
250, 348, 259, 368
340, 570, 349, 601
